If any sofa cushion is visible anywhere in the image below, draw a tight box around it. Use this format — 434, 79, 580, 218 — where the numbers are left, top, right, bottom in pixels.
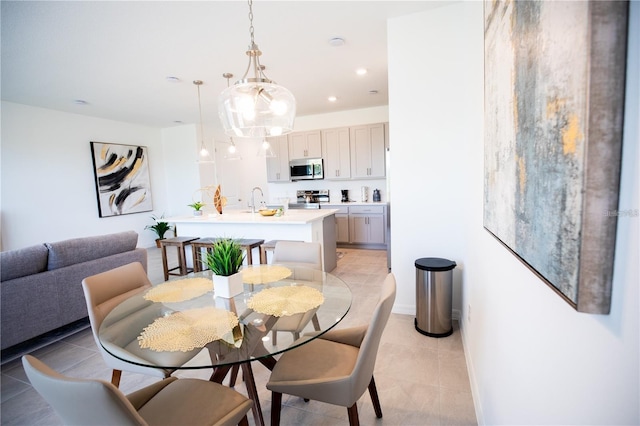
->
0, 244, 49, 281
45, 231, 138, 270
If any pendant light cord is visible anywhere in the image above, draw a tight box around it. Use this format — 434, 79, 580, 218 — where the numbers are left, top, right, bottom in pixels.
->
248, 0, 255, 46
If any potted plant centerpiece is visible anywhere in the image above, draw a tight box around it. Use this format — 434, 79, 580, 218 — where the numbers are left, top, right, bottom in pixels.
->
145, 215, 174, 248
204, 238, 245, 298
188, 201, 204, 216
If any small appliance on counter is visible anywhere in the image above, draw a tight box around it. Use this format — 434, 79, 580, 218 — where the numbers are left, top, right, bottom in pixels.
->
373, 189, 381, 202
361, 186, 369, 202
341, 189, 349, 202
288, 189, 330, 209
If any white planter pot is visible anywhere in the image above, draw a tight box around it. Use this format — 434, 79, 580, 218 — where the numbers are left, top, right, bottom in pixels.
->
212, 272, 244, 298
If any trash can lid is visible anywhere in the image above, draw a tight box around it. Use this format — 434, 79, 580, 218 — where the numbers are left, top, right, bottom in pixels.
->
415, 257, 456, 271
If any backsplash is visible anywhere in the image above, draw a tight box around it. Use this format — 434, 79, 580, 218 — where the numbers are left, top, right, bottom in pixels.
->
267, 178, 388, 204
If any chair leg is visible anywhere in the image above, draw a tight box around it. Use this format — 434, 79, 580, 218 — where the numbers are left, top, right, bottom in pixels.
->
272, 330, 277, 345
271, 392, 282, 426
347, 403, 360, 426
111, 369, 122, 388
368, 376, 383, 418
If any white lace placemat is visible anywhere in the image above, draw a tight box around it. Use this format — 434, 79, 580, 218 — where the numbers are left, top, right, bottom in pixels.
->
242, 265, 292, 284
144, 278, 212, 303
246, 286, 324, 317
137, 307, 239, 352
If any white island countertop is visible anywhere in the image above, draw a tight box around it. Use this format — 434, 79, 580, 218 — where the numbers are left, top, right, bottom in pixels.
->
168, 208, 338, 225
167, 208, 338, 271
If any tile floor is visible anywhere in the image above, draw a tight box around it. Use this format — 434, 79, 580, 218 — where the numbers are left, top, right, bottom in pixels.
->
0, 247, 477, 425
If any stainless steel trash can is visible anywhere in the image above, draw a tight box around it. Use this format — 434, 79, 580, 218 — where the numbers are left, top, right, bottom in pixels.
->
415, 257, 456, 337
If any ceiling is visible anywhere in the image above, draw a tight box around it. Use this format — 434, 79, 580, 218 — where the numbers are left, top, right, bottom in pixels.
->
1, 1, 444, 138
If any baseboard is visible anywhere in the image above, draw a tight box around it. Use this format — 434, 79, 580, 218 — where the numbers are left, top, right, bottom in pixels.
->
459, 317, 485, 425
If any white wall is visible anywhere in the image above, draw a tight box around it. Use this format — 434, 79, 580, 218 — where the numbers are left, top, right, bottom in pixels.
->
0, 102, 169, 249
388, 2, 639, 425
388, 3, 478, 316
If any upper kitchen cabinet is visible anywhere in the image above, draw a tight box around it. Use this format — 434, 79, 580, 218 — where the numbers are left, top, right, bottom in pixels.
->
266, 135, 290, 182
350, 123, 386, 179
288, 130, 322, 159
322, 127, 351, 180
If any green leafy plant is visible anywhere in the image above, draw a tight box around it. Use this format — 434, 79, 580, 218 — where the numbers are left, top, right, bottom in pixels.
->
144, 214, 173, 240
188, 201, 204, 211
204, 238, 245, 276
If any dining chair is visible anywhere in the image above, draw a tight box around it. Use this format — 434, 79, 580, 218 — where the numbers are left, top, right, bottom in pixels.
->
270, 241, 323, 345
22, 354, 252, 426
266, 273, 396, 426
82, 262, 199, 387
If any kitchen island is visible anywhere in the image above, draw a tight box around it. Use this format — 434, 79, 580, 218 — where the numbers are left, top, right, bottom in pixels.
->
168, 209, 337, 272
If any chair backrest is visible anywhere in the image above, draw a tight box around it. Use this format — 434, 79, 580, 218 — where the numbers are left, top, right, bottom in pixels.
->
81, 262, 151, 345
272, 241, 322, 270
22, 355, 146, 426
350, 273, 396, 400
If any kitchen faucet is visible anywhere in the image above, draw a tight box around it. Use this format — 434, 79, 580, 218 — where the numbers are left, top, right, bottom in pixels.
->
250, 187, 263, 213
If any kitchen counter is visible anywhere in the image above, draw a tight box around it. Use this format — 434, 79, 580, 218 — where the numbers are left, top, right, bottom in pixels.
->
167, 209, 338, 272
169, 208, 337, 225
324, 201, 389, 207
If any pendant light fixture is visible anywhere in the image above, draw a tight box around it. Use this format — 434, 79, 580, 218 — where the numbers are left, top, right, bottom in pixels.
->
194, 80, 214, 163
218, 0, 296, 138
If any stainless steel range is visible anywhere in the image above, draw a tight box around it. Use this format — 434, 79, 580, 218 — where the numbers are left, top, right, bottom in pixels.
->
288, 190, 330, 209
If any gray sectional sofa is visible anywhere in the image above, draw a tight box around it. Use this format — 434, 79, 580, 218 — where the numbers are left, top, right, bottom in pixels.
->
0, 231, 147, 350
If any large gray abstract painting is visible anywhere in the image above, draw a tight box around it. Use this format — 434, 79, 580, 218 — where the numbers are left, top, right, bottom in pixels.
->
483, 1, 628, 314
90, 142, 153, 217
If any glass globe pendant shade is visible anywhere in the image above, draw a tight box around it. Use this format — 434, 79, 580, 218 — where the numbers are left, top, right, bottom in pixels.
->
219, 79, 296, 138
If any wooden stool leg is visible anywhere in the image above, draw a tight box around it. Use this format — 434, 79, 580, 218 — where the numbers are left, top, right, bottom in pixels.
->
177, 244, 187, 275
260, 247, 267, 264
245, 247, 253, 265
192, 246, 200, 273
161, 245, 170, 281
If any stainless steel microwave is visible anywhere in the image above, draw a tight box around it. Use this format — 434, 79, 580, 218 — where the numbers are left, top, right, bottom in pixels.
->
290, 158, 324, 181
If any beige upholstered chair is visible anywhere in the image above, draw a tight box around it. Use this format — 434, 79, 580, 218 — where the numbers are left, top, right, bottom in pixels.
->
270, 241, 323, 345
22, 354, 252, 426
271, 240, 322, 270
267, 273, 397, 426
82, 262, 199, 387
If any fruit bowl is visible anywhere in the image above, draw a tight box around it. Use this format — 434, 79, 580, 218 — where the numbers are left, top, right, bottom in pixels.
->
259, 209, 277, 216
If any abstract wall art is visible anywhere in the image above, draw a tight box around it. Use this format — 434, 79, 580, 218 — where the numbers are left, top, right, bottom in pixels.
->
483, 1, 628, 314
90, 142, 153, 217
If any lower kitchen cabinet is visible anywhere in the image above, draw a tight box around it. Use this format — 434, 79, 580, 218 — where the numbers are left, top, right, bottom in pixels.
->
349, 213, 385, 244
326, 204, 387, 247
336, 214, 349, 243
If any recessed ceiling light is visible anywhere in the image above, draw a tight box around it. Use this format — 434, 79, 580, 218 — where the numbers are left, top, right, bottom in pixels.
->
328, 37, 345, 47
165, 76, 181, 83
328, 96, 337, 102
73, 99, 89, 105
356, 68, 368, 76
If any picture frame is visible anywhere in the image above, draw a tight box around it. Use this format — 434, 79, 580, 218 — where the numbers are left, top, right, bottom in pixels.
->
90, 141, 153, 217
483, 1, 628, 314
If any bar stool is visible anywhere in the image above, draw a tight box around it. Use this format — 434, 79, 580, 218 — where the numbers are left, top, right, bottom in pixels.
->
192, 238, 266, 272
259, 240, 302, 264
159, 236, 199, 281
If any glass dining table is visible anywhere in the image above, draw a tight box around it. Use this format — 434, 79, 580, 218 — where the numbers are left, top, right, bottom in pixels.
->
98, 264, 352, 426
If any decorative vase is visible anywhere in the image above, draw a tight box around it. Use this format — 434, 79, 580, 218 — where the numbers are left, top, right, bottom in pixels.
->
193, 210, 203, 216
212, 271, 244, 298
